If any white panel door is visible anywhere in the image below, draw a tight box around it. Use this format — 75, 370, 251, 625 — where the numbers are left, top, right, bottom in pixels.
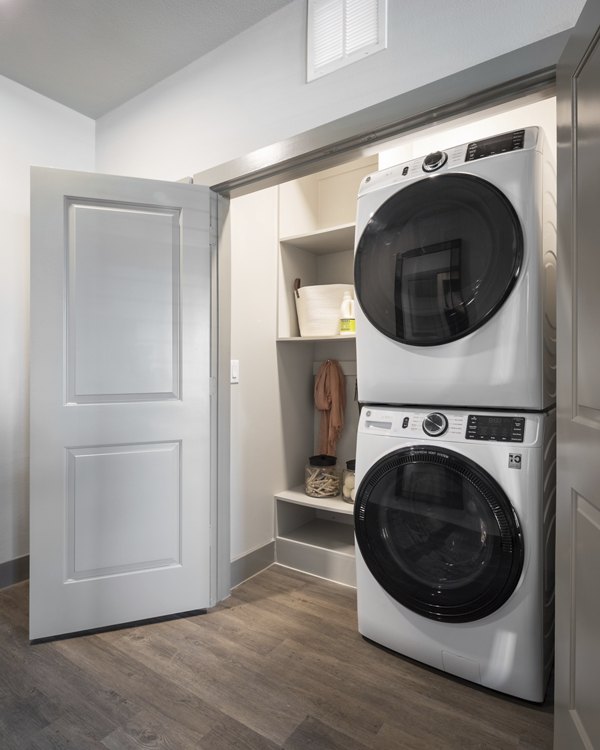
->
30, 168, 215, 640
555, 0, 600, 746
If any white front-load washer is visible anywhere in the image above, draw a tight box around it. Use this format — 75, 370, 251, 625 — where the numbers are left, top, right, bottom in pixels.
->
353, 405, 555, 702
354, 127, 556, 410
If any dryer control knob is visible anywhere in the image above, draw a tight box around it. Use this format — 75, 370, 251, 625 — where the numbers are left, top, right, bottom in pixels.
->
423, 412, 448, 437
422, 150, 448, 172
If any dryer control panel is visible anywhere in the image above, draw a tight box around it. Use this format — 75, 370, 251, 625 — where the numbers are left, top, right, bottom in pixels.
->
464, 129, 525, 162
357, 127, 540, 199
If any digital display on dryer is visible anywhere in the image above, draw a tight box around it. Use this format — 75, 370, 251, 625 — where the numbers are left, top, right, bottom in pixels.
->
466, 415, 525, 442
465, 130, 525, 161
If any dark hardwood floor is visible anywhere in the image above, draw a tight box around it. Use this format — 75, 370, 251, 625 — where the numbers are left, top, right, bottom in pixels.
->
0, 564, 553, 749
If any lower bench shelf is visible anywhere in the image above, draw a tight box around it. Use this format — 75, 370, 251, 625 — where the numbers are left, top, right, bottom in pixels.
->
274, 487, 356, 587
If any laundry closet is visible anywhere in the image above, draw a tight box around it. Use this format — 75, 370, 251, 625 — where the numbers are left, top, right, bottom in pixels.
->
228, 93, 557, 589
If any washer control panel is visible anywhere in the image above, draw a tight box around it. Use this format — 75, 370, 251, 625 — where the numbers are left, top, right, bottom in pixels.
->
465, 414, 525, 442
359, 408, 536, 445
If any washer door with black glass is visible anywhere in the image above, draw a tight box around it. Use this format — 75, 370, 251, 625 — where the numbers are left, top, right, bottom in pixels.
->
354, 174, 523, 346
354, 446, 524, 622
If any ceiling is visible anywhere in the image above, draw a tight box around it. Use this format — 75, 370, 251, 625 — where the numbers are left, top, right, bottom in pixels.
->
0, 0, 294, 118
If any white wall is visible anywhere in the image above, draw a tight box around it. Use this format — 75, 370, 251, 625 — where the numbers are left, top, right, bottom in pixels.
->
95, 0, 584, 181
0, 74, 95, 566
229, 187, 285, 560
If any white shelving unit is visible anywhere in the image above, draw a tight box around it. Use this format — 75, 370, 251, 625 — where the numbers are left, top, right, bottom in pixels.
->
273, 155, 377, 586
278, 238, 355, 341
275, 488, 356, 587
275, 486, 353, 515
276, 334, 355, 343
279, 223, 356, 254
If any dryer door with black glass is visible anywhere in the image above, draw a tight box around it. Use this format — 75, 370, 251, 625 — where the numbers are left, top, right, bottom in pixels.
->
354, 446, 524, 622
354, 174, 523, 346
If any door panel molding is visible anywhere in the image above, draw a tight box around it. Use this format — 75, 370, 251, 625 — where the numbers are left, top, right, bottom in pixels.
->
65, 199, 182, 403
65, 441, 182, 580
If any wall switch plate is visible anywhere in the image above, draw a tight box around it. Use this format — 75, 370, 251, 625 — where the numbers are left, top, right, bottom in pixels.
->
230, 359, 240, 384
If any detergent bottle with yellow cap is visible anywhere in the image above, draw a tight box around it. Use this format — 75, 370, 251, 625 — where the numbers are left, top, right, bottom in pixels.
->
339, 291, 355, 335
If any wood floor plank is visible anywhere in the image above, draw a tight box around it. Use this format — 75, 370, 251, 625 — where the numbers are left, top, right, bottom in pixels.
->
370, 698, 521, 750
0, 588, 140, 749
186, 586, 387, 745
283, 715, 371, 750
100, 707, 207, 749
29, 712, 109, 750
54, 633, 228, 739
0, 686, 59, 750
0, 612, 141, 733
94, 618, 310, 746
199, 720, 283, 750
181, 604, 387, 746
0, 566, 554, 750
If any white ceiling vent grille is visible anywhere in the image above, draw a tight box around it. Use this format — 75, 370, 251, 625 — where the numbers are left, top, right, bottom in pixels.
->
307, 0, 387, 81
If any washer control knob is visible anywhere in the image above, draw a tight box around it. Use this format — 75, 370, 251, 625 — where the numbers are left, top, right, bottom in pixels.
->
422, 150, 448, 172
423, 412, 448, 437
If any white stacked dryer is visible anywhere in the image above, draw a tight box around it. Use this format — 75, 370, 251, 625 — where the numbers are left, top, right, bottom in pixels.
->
352, 127, 557, 702
354, 127, 556, 410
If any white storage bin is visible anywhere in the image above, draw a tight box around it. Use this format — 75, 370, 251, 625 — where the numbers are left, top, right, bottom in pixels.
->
294, 283, 353, 337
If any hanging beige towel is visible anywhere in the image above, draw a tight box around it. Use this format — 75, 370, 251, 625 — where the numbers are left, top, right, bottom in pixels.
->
314, 359, 346, 456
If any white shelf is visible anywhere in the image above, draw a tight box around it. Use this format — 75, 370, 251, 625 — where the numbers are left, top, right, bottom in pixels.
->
275, 486, 354, 515
276, 334, 356, 343
278, 518, 355, 556
280, 223, 356, 255
275, 535, 356, 586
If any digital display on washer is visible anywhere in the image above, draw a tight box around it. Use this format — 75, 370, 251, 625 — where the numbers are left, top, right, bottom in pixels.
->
465, 130, 525, 162
466, 415, 525, 442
